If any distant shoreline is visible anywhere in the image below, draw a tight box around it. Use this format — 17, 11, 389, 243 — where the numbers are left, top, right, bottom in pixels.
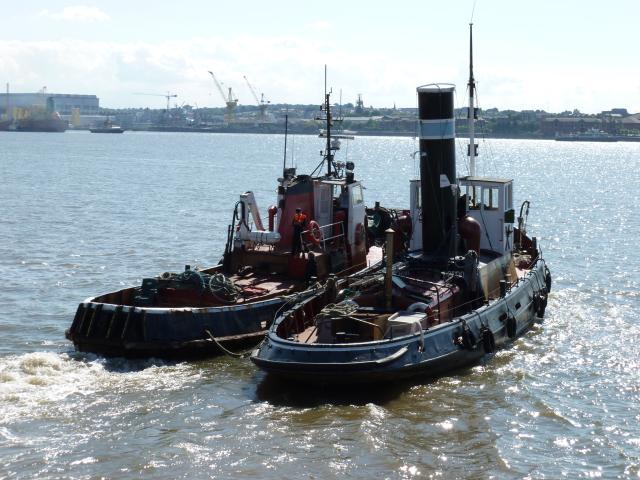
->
80, 126, 549, 140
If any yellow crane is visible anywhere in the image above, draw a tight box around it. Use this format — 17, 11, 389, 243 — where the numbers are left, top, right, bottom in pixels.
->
243, 75, 270, 121
208, 71, 238, 122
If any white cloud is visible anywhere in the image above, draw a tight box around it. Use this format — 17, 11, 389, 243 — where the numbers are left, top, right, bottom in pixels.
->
309, 20, 331, 31
0, 36, 638, 113
39, 6, 110, 22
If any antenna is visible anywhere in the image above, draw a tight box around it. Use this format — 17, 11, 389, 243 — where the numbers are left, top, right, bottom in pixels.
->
321, 65, 332, 176
324, 65, 327, 99
468, 23, 478, 176
283, 114, 288, 174
470, 0, 478, 22
325, 90, 332, 176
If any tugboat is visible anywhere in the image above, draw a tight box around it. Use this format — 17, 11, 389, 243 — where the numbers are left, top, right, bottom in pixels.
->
90, 118, 125, 133
251, 25, 552, 384
66, 90, 403, 359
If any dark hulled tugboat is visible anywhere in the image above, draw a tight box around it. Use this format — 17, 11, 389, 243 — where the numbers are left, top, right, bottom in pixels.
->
90, 118, 125, 133
251, 26, 552, 384
66, 91, 403, 359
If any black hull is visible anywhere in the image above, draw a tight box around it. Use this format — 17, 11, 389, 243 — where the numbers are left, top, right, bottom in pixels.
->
251, 259, 550, 384
16, 119, 68, 132
66, 296, 286, 360
90, 128, 125, 134
68, 329, 267, 360
253, 345, 487, 384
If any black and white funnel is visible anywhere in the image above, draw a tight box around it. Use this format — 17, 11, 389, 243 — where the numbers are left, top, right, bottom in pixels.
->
417, 84, 457, 260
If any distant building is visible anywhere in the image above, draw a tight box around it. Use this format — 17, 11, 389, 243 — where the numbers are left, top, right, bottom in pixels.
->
0, 92, 99, 116
621, 113, 640, 132
540, 112, 640, 136
540, 117, 602, 137
601, 108, 628, 116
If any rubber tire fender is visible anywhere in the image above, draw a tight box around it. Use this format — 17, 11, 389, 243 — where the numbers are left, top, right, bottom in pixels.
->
461, 325, 477, 350
506, 315, 517, 339
544, 266, 552, 293
533, 290, 548, 318
482, 327, 496, 353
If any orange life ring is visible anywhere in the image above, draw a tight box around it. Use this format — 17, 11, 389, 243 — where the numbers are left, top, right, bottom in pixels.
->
307, 220, 323, 245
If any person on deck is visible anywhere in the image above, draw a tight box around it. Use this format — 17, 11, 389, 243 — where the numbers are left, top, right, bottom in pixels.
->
291, 208, 307, 256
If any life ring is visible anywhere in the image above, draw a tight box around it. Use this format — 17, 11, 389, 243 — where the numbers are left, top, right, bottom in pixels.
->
506, 315, 517, 338
354, 222, 365, 246
307, 220, 323, 245
482, 327, 496, 353
407, 302, 429, 313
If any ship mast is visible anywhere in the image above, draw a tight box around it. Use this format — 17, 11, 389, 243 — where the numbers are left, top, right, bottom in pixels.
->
468, 23, 478, 176
325, 92, 333, 176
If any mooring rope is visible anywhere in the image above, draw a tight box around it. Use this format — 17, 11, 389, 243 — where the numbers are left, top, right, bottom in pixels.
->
204, 329, 255, 359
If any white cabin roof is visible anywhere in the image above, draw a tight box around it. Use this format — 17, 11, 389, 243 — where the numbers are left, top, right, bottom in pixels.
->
459, 176, 512, 186
315, 178, 359, 186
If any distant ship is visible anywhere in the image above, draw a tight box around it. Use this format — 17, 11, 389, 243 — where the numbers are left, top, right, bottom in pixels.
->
90, 118, 125, 134
16, 111, 67, 132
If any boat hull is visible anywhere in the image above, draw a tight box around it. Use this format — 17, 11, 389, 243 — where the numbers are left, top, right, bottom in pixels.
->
65, 296, 285, 359
251, 259, 550, 384
16, 118, 68, 132
90, 127, 125, 133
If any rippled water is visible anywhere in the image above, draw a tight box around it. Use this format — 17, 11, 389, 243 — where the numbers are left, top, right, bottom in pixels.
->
1, 131, 638, 478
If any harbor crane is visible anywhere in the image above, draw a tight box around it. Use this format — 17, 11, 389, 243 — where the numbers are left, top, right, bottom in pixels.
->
135, 91, 178, 112
243, 75, 270, 121
208, 71, 238, 121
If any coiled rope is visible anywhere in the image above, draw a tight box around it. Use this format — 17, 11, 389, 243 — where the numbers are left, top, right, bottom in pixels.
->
208, 273, 240, 302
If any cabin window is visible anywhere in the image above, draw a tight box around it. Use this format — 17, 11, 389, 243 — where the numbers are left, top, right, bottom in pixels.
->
351, 185, 363, 205
505, 183, 513, 210
468, 186, 480, 210
319, 187, 331, 215
486, 187, 500, 210
337, 186, 349, 208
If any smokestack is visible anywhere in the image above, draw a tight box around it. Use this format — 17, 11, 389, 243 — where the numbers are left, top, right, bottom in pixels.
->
417, 84, 457, 261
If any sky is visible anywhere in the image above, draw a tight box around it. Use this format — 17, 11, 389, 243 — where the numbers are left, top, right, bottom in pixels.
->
1, 0, 639, 113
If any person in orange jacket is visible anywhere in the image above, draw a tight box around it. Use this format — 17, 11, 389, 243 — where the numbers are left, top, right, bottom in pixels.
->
291, 207, 307, 255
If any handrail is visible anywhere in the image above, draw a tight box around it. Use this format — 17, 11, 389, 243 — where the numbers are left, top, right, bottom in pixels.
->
301, 221, 345, 250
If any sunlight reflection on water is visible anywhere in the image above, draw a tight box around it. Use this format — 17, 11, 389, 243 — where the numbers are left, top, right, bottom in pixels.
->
0, 132, 639, 478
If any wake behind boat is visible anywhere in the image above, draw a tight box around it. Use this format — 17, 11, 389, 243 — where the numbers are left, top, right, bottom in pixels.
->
66, 89, 407, 359
251, 25, 552, 384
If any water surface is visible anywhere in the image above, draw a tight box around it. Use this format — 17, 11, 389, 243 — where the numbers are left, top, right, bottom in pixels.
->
1, 131, 639, 478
